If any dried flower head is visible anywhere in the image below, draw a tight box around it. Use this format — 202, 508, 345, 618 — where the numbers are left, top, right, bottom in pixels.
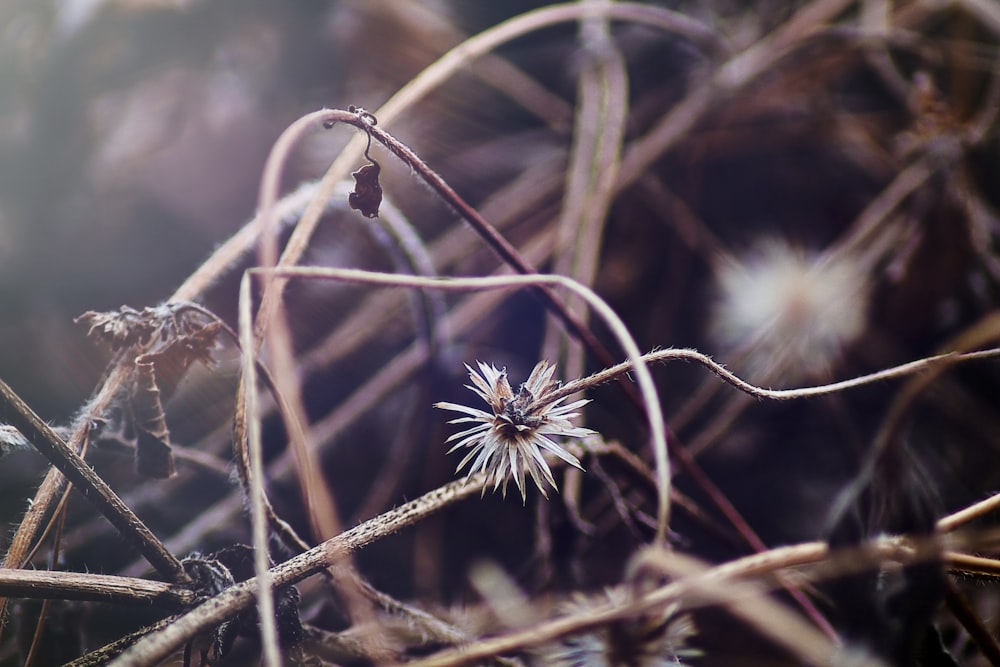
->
710, 239, 871, 382
539, 589, 699, 667
435, 360, 592, 502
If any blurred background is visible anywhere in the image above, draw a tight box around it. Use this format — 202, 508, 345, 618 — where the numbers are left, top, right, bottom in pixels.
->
1, 0, 1000, 664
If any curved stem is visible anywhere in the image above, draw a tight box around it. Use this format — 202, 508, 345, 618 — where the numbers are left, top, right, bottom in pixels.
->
538, 346, 1000, 408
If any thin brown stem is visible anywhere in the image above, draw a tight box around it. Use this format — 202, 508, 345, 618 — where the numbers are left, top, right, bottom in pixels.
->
944, 578, 1000, 666
0, 377, 188, 584
356, 113, 632, 393
534, 346, 1000, 410
0, 569, 194, 607
0, 361, 132, 627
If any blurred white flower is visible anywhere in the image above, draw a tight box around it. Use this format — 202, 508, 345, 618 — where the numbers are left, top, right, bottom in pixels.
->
831, 645, 891, 667
540, 589, 699, 667
710, 239, 871, 381
435, 360, 592, 502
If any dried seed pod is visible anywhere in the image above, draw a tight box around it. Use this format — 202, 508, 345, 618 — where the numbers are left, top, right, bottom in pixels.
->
349, 161, 382, 218
347, 105, 383, 218
131, 354, 174, 479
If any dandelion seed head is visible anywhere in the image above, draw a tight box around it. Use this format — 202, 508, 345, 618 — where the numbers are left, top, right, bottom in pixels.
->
710, 239, 871, 381
435, 360, 592, 502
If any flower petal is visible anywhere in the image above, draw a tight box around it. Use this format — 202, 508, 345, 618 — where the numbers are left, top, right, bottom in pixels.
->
525, 441, 557, 489
434, 401, 492, 419
533, 435, 584, 469
508, 445, 527, 502
545, 397, 591, 416
523, 359, 556, 397
445, 425, 492, 447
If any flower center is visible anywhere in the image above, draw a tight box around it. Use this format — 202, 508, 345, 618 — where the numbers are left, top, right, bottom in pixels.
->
496, 386, 544, 436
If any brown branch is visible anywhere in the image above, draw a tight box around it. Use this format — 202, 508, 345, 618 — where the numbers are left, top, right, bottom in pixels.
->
944, 578, 1000, 666
0, 569, 193, 607
0, 377, 188, 584
0, 362, 132, 627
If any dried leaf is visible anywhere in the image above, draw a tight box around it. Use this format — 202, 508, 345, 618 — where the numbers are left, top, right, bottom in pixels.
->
75, 306, 160, 350
139, 322, 222, 398
127, 323, 222, 478
349, 161, 382, 218
131, 354, 175, 479
76, 302, 214, 352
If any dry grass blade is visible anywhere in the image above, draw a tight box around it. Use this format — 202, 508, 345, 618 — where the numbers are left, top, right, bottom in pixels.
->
237, 274, 281, 667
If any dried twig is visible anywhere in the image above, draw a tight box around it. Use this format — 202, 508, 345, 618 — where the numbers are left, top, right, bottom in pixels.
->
0, 377, 188, 584
0, 569, 193, 607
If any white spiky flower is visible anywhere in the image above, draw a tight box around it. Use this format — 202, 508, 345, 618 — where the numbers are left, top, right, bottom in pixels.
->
710, 239, 872, 382
435, 360, 592, 502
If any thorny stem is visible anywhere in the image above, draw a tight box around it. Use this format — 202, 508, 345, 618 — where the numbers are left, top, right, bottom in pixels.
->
0, 377, 188, 584
24, 485, 69, 667
65, 615, 181, 667
947, 553, 1000, 579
